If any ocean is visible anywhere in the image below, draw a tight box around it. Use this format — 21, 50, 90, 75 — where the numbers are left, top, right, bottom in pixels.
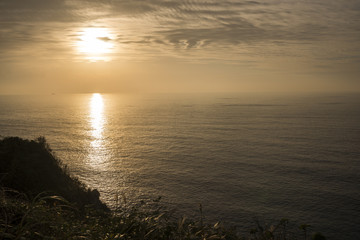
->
0, 93, 359, 239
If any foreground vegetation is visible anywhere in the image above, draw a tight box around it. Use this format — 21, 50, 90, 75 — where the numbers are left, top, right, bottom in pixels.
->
0, 137, 326, 239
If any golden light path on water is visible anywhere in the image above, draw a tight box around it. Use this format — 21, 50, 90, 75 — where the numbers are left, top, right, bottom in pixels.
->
89, 93, 106, 168
90, 93, 104, 139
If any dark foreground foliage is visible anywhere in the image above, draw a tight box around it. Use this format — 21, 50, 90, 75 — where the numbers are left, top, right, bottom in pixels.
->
0, 137, 326, 239
0, 137, 106, 211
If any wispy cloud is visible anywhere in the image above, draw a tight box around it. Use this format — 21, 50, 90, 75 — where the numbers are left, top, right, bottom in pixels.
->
0, 0, 359, 91
1, 0, 359, 57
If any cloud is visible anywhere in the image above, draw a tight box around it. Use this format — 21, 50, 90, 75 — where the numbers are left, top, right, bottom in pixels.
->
0, 0, 359, 63
97, 36, 112, 41
0, 0, 359, 93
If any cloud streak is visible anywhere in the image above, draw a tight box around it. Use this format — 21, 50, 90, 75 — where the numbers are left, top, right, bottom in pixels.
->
0, 0, 359, 92
1, 0, 359, 59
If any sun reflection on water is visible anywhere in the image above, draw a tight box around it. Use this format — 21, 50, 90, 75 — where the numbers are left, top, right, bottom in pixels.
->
90, 93, 104, 139
89, 93, 106, 167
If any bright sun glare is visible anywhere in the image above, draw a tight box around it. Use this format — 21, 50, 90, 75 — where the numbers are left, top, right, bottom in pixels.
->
77, 28, 114, 61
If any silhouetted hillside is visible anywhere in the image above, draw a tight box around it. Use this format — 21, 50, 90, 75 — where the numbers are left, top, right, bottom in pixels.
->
0, 136, 107, 210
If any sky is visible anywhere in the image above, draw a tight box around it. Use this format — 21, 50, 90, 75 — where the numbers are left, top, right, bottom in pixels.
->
0, 0, 360, 94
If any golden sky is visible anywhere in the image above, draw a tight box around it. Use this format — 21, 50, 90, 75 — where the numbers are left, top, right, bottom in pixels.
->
0, 0, 359, 93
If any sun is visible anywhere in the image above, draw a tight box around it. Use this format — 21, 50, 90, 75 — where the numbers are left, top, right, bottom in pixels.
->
76, 28, 114, 61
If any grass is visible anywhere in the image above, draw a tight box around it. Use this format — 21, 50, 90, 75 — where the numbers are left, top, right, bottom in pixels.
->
0, 137, 326, 239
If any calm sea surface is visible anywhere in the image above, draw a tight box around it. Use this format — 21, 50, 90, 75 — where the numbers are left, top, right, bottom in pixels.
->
0, 93, 359, 239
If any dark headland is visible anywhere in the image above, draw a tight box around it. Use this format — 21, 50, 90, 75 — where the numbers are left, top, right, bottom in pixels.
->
0, 137, 326, 239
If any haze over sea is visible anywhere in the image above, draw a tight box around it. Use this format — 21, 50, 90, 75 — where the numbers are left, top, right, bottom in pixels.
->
0, 93, 359, 239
